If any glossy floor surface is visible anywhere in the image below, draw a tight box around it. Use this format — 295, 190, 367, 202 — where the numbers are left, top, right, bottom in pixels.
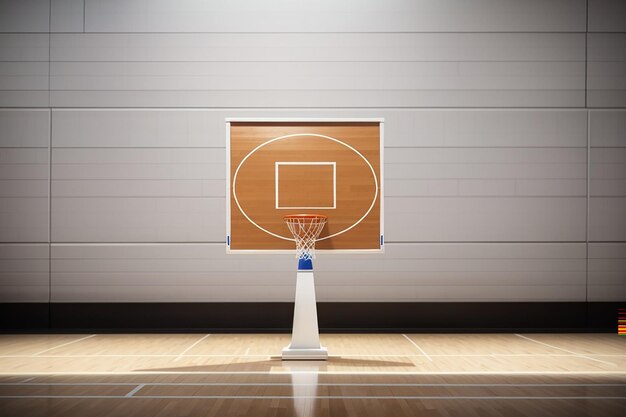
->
0, 333, 625, 416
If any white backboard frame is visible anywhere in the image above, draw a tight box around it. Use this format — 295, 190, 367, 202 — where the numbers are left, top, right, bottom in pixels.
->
225, 118, 384, 254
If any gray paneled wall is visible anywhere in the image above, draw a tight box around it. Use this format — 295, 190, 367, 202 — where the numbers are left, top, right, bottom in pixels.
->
47, 31, 586, 108
51, 243, 585, 302
0, 0, 624, 303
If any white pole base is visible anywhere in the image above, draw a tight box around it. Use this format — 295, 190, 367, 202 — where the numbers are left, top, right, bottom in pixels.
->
282, 270, 327, 361
281, 346, 328, 361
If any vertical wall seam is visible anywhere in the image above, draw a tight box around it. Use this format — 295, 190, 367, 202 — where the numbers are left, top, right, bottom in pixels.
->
585, 0, 589, 108
48, 0, 52, 326
47, 0, 51, 108
48, 110, 52, 307
586, 110, 590, 304
83, 0, 86, 32
584, 0, 589, 305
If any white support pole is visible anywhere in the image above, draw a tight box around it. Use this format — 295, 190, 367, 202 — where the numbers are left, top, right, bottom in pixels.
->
282, 271, 328, 360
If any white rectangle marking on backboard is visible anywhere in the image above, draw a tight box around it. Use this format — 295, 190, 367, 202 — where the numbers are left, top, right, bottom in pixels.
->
275, 162, 336, 209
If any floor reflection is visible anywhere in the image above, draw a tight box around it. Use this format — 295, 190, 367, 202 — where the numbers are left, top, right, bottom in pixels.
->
285, 363, 320, 417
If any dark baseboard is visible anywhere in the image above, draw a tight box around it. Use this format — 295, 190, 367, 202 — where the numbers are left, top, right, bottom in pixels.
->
0, 303, 50, 330
0, 302, 623, 333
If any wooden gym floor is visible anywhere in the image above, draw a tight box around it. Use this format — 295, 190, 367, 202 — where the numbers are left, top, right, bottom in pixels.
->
0, 333, 625, 416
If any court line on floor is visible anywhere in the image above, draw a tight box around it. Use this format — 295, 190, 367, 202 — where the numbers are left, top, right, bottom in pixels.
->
2, 382, 626, 387
1, 353, 624, 358
125, 384, 145, 397
2, 371, 626, 376
31, 335, 96, 356
174, 334, 211, 362
514, 334, 616, 366
402, 334, 432, 361
0, 395, 625, 400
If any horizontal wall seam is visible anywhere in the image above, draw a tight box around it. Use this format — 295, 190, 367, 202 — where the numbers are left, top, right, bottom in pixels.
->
0, 31, 593, 35
43, 60, 588, 63
47, 108, 594, 111
38, 241, 597, 245
0, 107, 592, 111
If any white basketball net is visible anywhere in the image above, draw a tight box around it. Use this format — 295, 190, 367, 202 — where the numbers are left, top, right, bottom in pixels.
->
284, 215, 327, 260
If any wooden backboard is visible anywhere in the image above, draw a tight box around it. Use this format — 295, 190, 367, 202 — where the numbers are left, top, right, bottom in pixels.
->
227, 119, 383, 252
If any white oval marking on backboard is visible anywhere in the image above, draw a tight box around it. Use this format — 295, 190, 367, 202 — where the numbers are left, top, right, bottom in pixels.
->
232, 133, 378, 242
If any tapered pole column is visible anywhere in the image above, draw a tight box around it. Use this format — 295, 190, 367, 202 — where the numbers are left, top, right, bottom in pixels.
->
282, 258, 328, 360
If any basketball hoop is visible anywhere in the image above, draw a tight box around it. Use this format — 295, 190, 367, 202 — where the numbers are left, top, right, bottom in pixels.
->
284, 214, 327, 262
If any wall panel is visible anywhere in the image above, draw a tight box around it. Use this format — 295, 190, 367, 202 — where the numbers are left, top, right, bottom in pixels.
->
0, 110, 49, 243
588, 110, 626, 147
51, 33, 584, 62
50, 61, 584, 91
588, 0, 626, 32
51, 90, 587, 109
589, 111, 626, 242
386, 197, 586, 242
51, 145, 224, 242
0, 34, 49, 61
0, 244, 48, 302
51, 0, 84, 33
0, 109, 49, 147
588, 243, 626, 301
51, 243, 586, 302
0, 34, 49, 108
51, 197, 223, 243
587, 34, 626, 108
52, 109, 587, 148
52, 109, 218, 148
84, 0, 586, 33
0, 0, 49, 33
49, 32, 585, 108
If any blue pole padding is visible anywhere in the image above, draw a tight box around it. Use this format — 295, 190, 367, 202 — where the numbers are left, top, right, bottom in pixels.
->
298, 258, 313, 271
